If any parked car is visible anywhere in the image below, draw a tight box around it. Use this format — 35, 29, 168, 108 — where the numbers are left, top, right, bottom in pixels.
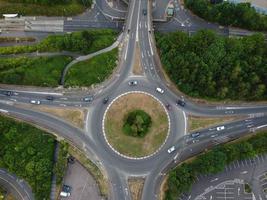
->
128, 80, 138, 86
60, 191, 71, 197
156, 87, 164, 94
167, 146, 175, 153
216, 126, 225, 131
83, 96, 93, 102
62, 185, 72, 193
176, 99, 186, 107
191, 132, 200, 138
103, 97, 109, 104
67, 156, 75, 164
30, 100, 41, 105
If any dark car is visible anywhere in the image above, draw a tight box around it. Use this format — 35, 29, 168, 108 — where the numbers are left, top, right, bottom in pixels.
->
191, 132, 200, 138
143, 9, 147, 15
62, 185, 72, 193
128, 80, 138, 86
67, 156, 75, 164
176, 99, 186, 107
46, 96, 54, 101
103, 97, 109, 104
83, 96, 93, 102
3, 91, 14, 96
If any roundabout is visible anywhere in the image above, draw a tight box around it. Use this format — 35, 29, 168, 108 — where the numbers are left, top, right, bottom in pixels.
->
102, 91, 170, 159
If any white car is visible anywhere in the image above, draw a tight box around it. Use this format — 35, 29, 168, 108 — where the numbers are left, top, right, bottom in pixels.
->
30, 100, 41, 105
167, 146, 175, 153
216, 126, 225, 131
156, 87, 164, 94
60, 191, 71, 197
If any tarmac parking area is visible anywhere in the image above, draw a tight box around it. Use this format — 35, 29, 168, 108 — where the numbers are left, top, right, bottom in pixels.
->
181, 154, 267, 200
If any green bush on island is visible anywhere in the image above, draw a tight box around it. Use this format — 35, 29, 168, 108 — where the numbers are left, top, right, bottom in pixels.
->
185, 0, 267, 31
156, 30, 267, 101
0, 115, 56, 200
0, 29, 118, 55
122, 110, 152, 137
165, 131, 267, 200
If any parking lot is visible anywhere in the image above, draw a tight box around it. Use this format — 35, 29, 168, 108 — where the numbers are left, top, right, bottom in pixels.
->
181, 154, 267, 200
60, 160, 102, 200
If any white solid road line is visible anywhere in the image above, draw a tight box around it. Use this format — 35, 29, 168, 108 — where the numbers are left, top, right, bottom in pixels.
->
0, 109, 8, 113
12, 90, 63, 96
0, 176, 25, 200
256, 124, 267, 129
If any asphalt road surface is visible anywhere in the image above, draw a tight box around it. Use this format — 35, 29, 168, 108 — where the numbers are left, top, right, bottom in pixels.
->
0, 0, 267, 199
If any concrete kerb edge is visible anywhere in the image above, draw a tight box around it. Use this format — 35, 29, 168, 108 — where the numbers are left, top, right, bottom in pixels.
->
102, 91, 171, 160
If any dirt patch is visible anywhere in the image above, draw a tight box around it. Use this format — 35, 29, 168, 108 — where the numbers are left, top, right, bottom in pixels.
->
19, 104, 86, 129
159, 175, 169, 200
188, 115, 245, 132
132, 43, 143, 75
128, 178, 145, 200
104, 93, 169, 158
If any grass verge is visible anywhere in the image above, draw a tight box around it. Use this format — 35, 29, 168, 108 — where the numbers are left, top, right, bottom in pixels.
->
132, 44, 143, 75
65, 48, 118, 87
128, 178, 145, 200
0, 56, 72, 87
67, 145, 109, 197
105, 93, 169, 158
32, 106, 86, 129
0, 36, 36, 43
0, 0, 91, 17
188, 115, 244, 132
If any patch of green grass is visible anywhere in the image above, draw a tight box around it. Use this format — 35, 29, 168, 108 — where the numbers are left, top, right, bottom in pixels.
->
0, 0, 91, 17
244, 183, 252, 193
0, 114, 56, 200
65, 48, 118, 87
0, 56, 72, 87
0, 29, 118, 55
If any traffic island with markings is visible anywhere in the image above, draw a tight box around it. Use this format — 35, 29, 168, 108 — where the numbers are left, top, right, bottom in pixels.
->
104, 92, 169, 158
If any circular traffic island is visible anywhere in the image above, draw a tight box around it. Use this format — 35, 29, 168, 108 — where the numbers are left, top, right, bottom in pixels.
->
104, 92, 169, 159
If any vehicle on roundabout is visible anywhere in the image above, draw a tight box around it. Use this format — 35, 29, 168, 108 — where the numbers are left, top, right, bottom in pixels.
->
156, 87, 164, 94
128, 80, 138, 86
30, 100, 41, 105
103, 97, 109, 104
167, 146, 176, 153
176, 99, 186, 107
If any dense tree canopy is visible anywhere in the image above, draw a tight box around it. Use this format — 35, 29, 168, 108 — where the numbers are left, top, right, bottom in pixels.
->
156, 30, 267, 100
185, 0, 267, 31
123, 110, 152, 137
0, 115, 55, 200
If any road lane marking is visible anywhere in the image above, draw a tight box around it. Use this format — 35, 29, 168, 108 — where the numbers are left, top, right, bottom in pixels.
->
0, 109, 8, 113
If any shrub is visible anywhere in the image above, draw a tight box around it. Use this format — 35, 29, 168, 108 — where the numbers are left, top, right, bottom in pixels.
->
122, 110, 152, 137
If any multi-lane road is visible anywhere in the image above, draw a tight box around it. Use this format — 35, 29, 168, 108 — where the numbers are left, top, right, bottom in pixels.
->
0, 0, 267, 200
